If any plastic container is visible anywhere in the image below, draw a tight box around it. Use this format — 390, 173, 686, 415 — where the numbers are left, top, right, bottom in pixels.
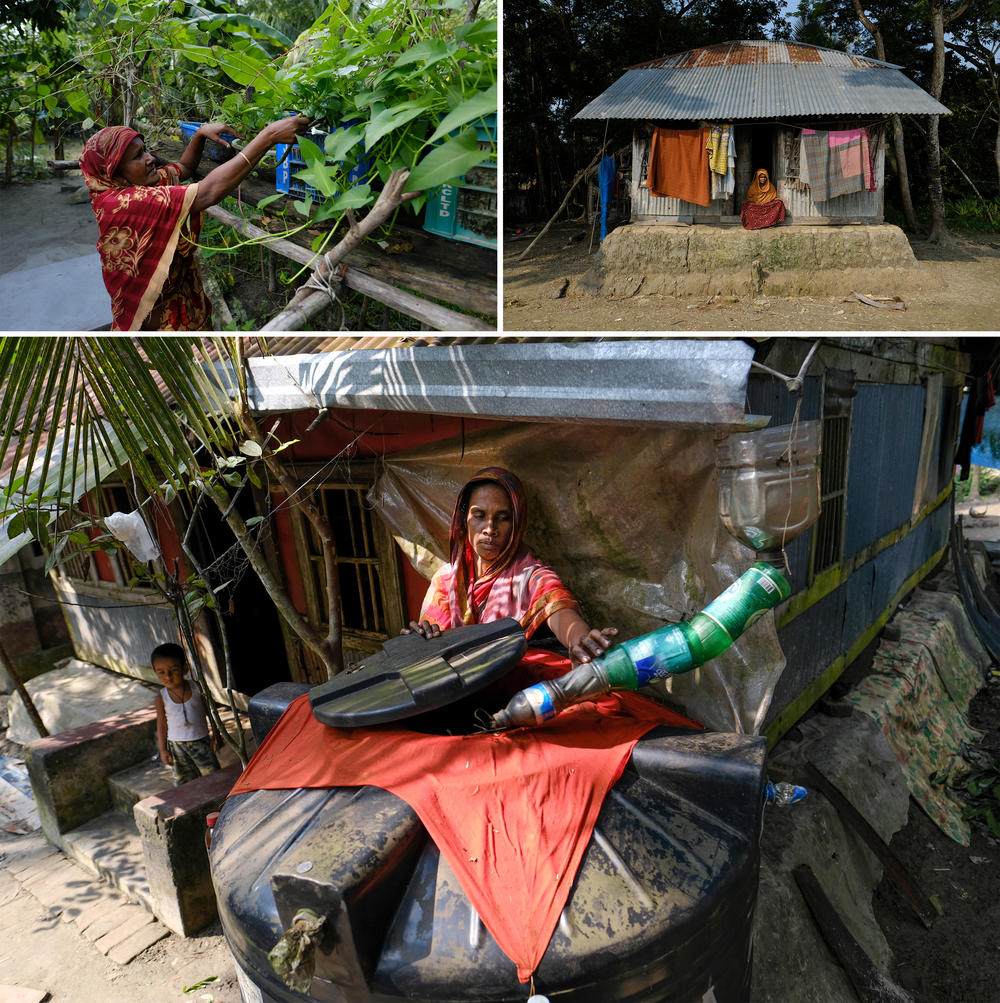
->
716, 420, 821, 553
178, 121, 240, 162
423, 113, 497, 249
276, 124, 371, 204
211, 681, 767, 1002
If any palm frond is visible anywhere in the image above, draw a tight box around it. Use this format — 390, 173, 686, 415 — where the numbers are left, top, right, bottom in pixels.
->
0, 335, 245, 551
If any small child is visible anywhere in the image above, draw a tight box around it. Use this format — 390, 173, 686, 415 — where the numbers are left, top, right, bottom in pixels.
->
152, 642, 220, 785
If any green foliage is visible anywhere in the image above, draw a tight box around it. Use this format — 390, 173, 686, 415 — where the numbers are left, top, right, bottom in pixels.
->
945, 197, 1000, 232
206, 0, 496, 220
954, 467, 1000, 500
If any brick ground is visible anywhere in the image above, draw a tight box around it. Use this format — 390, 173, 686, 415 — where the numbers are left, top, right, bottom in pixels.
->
0, 837, 170, 966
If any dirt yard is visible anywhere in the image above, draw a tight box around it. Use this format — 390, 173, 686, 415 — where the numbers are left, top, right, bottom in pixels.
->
503, 222, 1000, 332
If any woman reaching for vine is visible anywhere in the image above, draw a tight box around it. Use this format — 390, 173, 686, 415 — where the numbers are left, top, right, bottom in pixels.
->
79, 115, 310, 331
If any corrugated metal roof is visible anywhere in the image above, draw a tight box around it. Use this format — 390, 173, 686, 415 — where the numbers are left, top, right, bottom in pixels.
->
576, 40, 949, 121
629, 40, 900, 70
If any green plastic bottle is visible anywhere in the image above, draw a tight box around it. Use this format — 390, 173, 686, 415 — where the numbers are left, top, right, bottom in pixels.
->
489, 562, 791, 729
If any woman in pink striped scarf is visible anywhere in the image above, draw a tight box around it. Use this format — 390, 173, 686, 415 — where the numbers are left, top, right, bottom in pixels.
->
403, 466, 618, 665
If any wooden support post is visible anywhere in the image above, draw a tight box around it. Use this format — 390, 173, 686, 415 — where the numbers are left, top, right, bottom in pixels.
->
0, 634, 49, 738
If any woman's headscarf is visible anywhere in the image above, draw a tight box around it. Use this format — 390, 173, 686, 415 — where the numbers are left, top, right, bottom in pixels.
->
745, 168, 777, 205
449, 466, 528, 576
78, 126, 203, 331
79, 126, 141, 195
420, 465, 577, 633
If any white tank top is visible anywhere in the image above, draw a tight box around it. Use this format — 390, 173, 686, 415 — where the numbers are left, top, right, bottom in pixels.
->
161, 684, 209, 742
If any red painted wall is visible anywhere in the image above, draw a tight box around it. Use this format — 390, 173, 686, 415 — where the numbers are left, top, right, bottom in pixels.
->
275, 409, 501, 462
272, 490, 309, 617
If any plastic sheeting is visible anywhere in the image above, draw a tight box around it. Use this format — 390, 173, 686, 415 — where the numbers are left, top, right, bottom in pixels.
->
370, 421, 788, 734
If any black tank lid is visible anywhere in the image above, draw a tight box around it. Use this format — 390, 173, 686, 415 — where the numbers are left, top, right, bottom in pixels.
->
310, 619, 527, 728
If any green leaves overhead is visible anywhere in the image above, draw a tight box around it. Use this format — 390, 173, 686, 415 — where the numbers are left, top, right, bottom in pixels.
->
206, 0, 496, 221
0, 337, 244, 547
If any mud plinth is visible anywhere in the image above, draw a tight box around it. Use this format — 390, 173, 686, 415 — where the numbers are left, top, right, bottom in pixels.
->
581, 223, 936, 298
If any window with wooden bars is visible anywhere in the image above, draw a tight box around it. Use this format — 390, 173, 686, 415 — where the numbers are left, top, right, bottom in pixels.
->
292, 472, 406, 678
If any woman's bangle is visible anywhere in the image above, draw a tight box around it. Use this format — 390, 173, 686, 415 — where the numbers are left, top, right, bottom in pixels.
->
237, 149, 254, 169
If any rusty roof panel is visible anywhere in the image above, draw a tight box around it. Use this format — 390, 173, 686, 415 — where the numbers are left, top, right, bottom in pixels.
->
575, 64, 950, 121
630, 40, 899, 71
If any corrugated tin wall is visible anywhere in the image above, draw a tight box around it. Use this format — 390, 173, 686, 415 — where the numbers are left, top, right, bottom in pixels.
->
843, 384, 926, 556
764, 377, 957, 733
632, 133, 734, 219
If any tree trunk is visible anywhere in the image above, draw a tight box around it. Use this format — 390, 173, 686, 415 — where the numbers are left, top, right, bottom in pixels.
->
926, 2, 952, 244
995, 115, 1000, 196
891, 114, 919, 232
234, 412, 345, 675
205, 481, 342, 677
850, 2, 919, 232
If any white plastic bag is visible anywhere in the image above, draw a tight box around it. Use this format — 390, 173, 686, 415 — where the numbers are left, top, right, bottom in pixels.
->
104, 510, 161, 563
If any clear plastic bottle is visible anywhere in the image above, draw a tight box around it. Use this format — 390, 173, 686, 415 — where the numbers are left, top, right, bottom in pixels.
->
490, 562, 791, 730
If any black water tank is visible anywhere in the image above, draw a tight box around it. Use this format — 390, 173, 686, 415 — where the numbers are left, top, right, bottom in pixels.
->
211, 686, 766, 1003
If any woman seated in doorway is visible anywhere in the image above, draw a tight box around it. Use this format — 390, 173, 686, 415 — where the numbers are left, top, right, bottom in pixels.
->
403, 466, 618, 667
79, 115, 310, 331
740, 167, 786, 230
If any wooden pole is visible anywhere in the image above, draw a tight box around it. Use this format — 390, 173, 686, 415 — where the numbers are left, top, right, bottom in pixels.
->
209, 207, 493, 329
517, 144, 609, 262
0, 635, 49, 739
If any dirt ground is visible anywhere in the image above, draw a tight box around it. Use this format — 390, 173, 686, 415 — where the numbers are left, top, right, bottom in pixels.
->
503, 222, 1000, 332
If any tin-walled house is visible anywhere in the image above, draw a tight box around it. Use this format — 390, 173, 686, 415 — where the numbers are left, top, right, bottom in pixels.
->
574, 40, 949, 227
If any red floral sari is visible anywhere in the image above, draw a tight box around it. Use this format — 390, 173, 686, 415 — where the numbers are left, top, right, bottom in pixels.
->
80, 126, 212, 331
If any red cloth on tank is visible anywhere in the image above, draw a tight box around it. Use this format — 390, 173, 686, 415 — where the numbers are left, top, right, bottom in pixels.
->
229, 650, 701, 983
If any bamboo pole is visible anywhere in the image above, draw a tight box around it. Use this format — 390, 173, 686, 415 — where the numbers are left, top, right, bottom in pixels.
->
208, 205, 493, 329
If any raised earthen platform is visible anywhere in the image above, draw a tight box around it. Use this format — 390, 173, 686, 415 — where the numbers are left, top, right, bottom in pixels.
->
580, 223, 940, 298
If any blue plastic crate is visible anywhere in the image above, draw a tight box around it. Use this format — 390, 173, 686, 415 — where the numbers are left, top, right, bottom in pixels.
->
422, 115, 497, 248
276, 126, 371, 205
178, 121, 240, 162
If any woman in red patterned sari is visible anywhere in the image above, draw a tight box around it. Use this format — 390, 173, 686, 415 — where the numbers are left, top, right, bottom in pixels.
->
79, 116, 309, 330
740, 167, 786, 230
404, 467, 618, 666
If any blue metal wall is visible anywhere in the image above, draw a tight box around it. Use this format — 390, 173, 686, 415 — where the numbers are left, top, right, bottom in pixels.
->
843, 384, 926, 557
764, 379, 956, 732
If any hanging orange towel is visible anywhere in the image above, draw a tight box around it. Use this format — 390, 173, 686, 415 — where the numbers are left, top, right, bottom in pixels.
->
645, 125, 711, 207
229, 649, 702, 984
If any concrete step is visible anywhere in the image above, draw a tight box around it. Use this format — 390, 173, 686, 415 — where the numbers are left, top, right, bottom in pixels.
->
108, 758, 174, 816
61, 810, 154, 914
